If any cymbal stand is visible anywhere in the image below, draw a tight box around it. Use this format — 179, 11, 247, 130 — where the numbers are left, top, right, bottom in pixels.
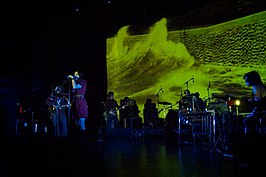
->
212, 97, 232, 154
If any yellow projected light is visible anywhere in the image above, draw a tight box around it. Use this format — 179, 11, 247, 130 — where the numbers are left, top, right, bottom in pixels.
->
106, 11, 266, 120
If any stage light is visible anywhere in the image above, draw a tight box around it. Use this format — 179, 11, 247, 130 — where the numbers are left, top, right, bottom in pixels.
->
235, 100, 240, 106
226, 99, 240, 106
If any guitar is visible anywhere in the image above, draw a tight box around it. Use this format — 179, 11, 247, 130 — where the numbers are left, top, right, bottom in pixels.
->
109, 106, 126, 115
47, 96, 60, 114
103, 105, 129, 119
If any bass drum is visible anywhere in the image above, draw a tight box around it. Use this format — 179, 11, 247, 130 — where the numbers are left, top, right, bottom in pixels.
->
165, 109, 179, 129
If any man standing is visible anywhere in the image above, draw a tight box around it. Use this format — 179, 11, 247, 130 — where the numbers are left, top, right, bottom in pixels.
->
46, 91, 68, 137
103, 91, 120, 130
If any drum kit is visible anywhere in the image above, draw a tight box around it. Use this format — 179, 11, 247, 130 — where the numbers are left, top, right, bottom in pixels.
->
155, 88, 240, 115
152, 76, 249, 149
158, 93, 243, 115
153, 76, 244, 131
156, 91, 241, 127
158, 101, 173, 117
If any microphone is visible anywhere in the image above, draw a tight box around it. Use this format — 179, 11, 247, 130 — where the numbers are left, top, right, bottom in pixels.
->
207, 81, 211, 91
159, 87, 163, 93
66, 75, 74, 79
192, 76, 194, 83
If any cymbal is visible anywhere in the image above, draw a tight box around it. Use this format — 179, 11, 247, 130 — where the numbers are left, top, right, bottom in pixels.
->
212, 93, 236, 100
158, 101, 172, 105
204, 98, 213, 100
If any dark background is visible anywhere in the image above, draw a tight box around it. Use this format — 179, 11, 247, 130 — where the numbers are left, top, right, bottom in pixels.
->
0, 0, 265, 135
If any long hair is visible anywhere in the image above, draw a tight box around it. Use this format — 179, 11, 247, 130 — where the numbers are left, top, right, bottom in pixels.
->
77, 69, 86, 79
243, 71, 263, 86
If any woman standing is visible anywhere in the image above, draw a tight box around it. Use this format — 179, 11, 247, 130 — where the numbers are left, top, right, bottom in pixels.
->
68, 70, 88, 133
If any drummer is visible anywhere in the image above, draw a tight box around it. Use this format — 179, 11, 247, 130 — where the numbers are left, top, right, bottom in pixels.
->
179, 89, 194, 112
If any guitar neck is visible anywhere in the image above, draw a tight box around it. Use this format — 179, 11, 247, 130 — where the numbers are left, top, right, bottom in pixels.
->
109, 105, 127, 114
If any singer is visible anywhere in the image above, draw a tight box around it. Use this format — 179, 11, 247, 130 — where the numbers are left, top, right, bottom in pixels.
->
69, 69, 89, 134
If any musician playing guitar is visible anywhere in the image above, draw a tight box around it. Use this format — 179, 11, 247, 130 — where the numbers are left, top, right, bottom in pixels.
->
46, 90, 68, 137
103, 91, 124, 130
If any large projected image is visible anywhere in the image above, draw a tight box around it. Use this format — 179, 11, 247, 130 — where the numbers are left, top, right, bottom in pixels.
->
106, 11, 266, 120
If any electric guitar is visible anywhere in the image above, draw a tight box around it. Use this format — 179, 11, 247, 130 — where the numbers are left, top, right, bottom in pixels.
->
109, 105, 128, 115
103, 105, 128, 118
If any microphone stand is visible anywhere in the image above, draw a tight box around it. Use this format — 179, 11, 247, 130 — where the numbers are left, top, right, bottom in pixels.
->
207, 81, 211, 106
154, 88, 163, 111
67, 78, 72, 136
184, 77, 193, 90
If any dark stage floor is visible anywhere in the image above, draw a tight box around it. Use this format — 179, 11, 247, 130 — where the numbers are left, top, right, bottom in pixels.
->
1, 129, 266, 177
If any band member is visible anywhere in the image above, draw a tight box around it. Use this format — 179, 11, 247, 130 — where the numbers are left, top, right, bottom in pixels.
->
119, 97, 131, 127
120, 97, 140, 127
231, 71, 266, 167
46, 91, 68, 137
179, 89, 194, 112
143, 98, 159, 128
68, 70, 88, 133
243, 71, 266, 134
103, 91, 121, 130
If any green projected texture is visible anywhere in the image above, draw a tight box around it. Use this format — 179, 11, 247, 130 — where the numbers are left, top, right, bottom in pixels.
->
106, 11, 266, 119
